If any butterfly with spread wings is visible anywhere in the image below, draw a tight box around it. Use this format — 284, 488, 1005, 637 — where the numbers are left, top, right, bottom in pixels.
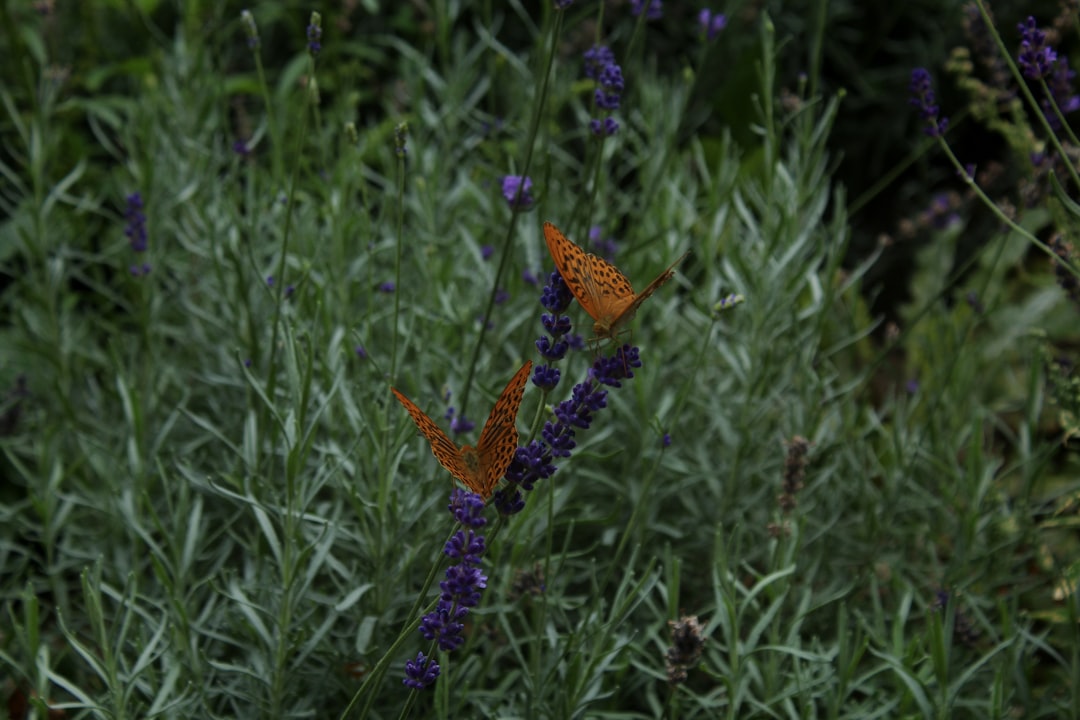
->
543, 222, 687, 340
392, 361, 533, 499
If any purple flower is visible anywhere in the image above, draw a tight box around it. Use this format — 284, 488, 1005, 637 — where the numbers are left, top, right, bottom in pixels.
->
355, 345, 368, 359
585, 47, 624, 135
589, 118, 620, 137
595, 65, 624, 110
909, 68, 948, 137
698, 9, 727, 41
445, 407, 476, 435
306, 12, 322, 57
232, 139, 251, 156
413, 489, 490, 665
523, 268, 540, 286
502, 175, 534, 209
403, 652, 440, 689
631, 0, 662, 20
554, 0, 574, 8
540, 271, 574, 312
1017, 16, 1055, 79
481, 244, 495, 260
532, 364, 561, 390
495, 288, 510, 305
124, 192, 148, 253
450, 489, 487, 528
663, 433, 672, 447
489, 266, 644, 516
378, 281, 396, 293
584, 46, 616, 80
534, 271, 574, 370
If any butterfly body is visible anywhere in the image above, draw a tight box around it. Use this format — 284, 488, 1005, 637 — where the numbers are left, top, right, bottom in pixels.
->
543, 222, 687, 340
392, 361, 532, 499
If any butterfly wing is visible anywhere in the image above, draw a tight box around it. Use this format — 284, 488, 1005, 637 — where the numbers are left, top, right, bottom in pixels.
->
608, 250, 690, 335
475, 360, 533, 497
392, 387, 474, 487
543, 222, 635, 322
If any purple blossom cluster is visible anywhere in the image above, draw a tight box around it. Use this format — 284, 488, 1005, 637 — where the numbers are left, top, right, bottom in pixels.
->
502, 175, 534, 209
1017, 16, 1055, 80
124, 192, 151, 277
908, 68, 949, 138
404, 262, 645, 689
492, 271, 641, 516
1013, 17, 1080, 131
405, 489, 490, 689
444, 404, 475, 435
584, 45, 624, 137
631, 0, 662, 20
698, 9, 727, 42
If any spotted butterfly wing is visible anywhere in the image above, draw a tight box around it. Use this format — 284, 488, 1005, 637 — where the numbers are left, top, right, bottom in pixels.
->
475, 360, 533, 496
391, 388, 474, 486
392, 360, 533, 498
543, 221, 687, 339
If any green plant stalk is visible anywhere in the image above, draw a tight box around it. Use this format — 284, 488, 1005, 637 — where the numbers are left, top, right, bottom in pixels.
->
458, 7, 565, 417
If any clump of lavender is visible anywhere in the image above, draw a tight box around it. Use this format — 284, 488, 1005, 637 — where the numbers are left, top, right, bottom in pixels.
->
502, 175, 534, 209
584, 45, 623, 137
1013, 16, 1080, 131
403, 651, 439, 689
404, 265, 646, 688
697, 9, 727, 42
493, 270, 642, 516
405, 489, 490, 689
419, 491, 488, 649
124, 192, 150, 277
631, 0, 662, 20
909, 68, 949, 138
445, 404, 475, 436
1017, 16, 1055, 80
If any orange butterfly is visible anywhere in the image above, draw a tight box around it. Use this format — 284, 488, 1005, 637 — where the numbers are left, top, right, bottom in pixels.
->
392, 361, 533, 499
543, 222, 688, 340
